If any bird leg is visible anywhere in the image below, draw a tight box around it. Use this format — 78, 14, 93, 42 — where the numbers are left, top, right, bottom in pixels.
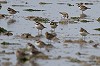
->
50, 40, 51, 44
41, 30, 42, 34
82, 11, 83, 14
82, 36, 85, 41
38, 29, 39, 35
12, 14, 15, 18
54, 28, 55, 32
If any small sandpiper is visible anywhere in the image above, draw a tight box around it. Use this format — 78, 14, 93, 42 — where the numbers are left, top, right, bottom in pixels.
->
45, 32, 56, 43
27, 43, 38, 51
7, 7, 19, 18
0, 14, 5, 19
35, 22, 46, 34
27, 43, 43, 56
59, 12, 69, 19
93, 44, 99, 48
27, 43, 43, 55
77, 3, 91, 14
36, 40, 46, 49
50, 21, 58, 31
80, 28, 89, 40
30, 49, 44, 56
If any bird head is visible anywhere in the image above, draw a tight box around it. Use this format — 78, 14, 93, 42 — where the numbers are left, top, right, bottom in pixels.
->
35, 21, 40, 25
7, 7, 11, 11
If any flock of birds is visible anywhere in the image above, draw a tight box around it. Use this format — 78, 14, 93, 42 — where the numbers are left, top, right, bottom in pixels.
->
0, 2, 92, 60
35, 3, 91, 40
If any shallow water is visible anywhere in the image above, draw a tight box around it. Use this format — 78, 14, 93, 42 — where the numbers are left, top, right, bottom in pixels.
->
0, 0, 100, 66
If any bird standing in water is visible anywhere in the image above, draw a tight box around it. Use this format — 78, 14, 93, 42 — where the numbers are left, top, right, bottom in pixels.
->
50, 21, 58, 31
45, 32, 56, 43
7, 7, 19, 18
27, 43, 38, 51
35, 22, 46, 35
80, 28, 89, 40
59, 12, 69, 19
0, 14, 5, 19
77, 3, 91, 14
26, 43, 43, 56
36, 40, 46, 49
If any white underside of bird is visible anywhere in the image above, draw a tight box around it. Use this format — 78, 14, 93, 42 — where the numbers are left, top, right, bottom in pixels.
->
80, 31, 88, 36
51, 25, 57, 28
29, 52, 33, 56
27, 45, 31, 50
35, 42, 40, 46
35, 24, 44, 30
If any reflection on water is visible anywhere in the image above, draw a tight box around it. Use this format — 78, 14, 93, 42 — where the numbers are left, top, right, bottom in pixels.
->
0, 0, 100, 66
80, 13, 87, 19
59, 18, 69, 25
1, 61, 12, 66
15, 59, 39, 66
7, 18, 16, 25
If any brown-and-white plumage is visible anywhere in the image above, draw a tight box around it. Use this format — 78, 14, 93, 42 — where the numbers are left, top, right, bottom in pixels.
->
3, 31, 13, 36
93, 44, 99, 48
59, 12, 69, 19
7, 7, 19, 14
35, 22, 46, 34
45, 32, 56, 43
77, 3, 91, 14
27, 43, 43, 55
36, 40, 46, 49
30, 49, 44, 56
7, 7, 19, 18
80, 28, 89, 40
50, 21, 58, 31
21, 33, 34, 39
0, 14, 5, 19
27, 43, 38, 51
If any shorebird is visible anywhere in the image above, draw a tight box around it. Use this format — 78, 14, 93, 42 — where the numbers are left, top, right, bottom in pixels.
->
7, 7, 19, 18
35, 22, 46, 34
93, 44, 99, 48
59, 12, 69, 19
50, 21, 58, 31
0, 14, 5, 19
21, 33, 34, 39
77, 3, 91, 14
36, 40, 46, 49
3, 31, 13, 36
45, 32, 56, 43
30, 49, 44, 56
27, 43, 43, 55
80, 28, 89, 40
27, 43, 38, 51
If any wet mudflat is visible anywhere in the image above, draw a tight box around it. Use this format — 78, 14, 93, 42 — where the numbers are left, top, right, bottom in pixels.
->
0, 0, 100, 66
